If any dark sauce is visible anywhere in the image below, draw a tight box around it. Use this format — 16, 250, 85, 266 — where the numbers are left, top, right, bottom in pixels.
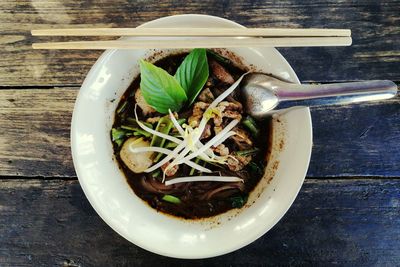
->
112, 52, 271, 219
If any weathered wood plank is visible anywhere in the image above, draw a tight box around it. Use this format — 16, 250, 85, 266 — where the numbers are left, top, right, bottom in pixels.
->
0, 0, 399, 86
307, 95, 400, 177
1, 88, 399, 177
0, 179, 398, 266
0, 88, 75, 177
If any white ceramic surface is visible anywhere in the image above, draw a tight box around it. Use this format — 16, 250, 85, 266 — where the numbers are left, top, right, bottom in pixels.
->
71, 14, 312, 259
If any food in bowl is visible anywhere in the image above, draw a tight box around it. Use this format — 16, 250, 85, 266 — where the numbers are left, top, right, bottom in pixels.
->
111, 49, 272, 219
72, 15, 313, 258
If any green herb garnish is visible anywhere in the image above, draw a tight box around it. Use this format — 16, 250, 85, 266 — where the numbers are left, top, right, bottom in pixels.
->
247, 161, 264, 176
151, 116, 173, 148
125, 117, 153, 129
111, 127, 127, 147
151, 169, 161, 178
115, 139, 124, 147
230, 195, 248, 208
139, 49, 209, 114
139, 60, 187, 113
206, 49, 232, 65
242, 116, 259, 137
235, 148, 259, 156
116, 100, 128, 114
162, 194, 181, 204
111, 128, 126, 141
175, 48, 209, 106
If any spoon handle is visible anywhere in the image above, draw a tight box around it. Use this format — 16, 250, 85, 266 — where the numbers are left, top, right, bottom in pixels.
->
277, 80, 398, 105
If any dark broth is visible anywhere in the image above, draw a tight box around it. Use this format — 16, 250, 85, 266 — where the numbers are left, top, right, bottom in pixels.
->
112, 52, 271, 219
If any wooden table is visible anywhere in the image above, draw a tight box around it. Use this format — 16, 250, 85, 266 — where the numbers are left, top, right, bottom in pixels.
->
1, 1, 399, 266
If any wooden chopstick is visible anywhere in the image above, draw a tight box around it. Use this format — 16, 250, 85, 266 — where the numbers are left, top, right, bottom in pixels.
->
32, 37, 352, 50
31, 27, 351, 37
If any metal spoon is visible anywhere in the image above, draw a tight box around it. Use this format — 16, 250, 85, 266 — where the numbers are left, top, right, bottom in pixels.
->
240, 73, 398, 119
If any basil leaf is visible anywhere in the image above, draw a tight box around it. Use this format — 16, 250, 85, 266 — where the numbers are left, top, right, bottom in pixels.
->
139, 60, 187, 114
175, 48, 209, 106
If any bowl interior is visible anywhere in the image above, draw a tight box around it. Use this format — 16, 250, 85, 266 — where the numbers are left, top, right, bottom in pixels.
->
71, 14, 312, 259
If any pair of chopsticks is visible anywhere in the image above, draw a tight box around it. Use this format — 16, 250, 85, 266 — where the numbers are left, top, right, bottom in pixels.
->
31, 28, 352, 50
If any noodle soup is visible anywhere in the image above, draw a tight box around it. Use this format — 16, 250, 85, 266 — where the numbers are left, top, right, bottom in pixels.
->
111, 49, 271, 219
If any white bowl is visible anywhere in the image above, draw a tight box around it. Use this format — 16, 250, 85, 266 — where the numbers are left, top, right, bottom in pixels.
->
71, 14, 312, 259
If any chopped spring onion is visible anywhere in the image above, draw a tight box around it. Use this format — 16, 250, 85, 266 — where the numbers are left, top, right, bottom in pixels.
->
121, 126, 152, 138
165, 176, 243, 186
242, 116, 259, 136
120, 125, 137, 131
206, 49, 232, 65
115, 139, 124, 147
165, 141, 178, 149
152, 170, 161, 178
111, 128, 126, 141
151, 116, 173, 148
153, 153, 163, 163
247, 161, 264, 176
125, 117, 153, 129
162, 194, 181, 204
236, 148, 260, 156
117, 100, 128, 114
230, 195, 248, 208
152, 169, 161, 178
177, 118, 186, 125
133, 131, 151, 137
112, 128, 128, 147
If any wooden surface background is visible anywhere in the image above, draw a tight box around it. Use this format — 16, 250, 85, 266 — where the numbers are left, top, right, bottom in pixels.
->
0, 1, 399, 266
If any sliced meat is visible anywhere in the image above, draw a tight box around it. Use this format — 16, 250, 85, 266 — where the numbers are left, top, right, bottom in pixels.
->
198, 88, 215, 103
212, 101, 242, 134
200, 123, 212, 139
146, 116, 161, 124
188, 101, 209, 127
230, 127, 253, 150
210, 60, 235, 84
227, 154, 252, 171
213, 144, 229, 156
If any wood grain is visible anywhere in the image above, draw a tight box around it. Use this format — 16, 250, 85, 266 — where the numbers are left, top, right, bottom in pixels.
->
307, 94, 400, 177
0, 88, 75, 177
0, 179, 398, 266
0, 0, 399, 86
0, 88, 399, 178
